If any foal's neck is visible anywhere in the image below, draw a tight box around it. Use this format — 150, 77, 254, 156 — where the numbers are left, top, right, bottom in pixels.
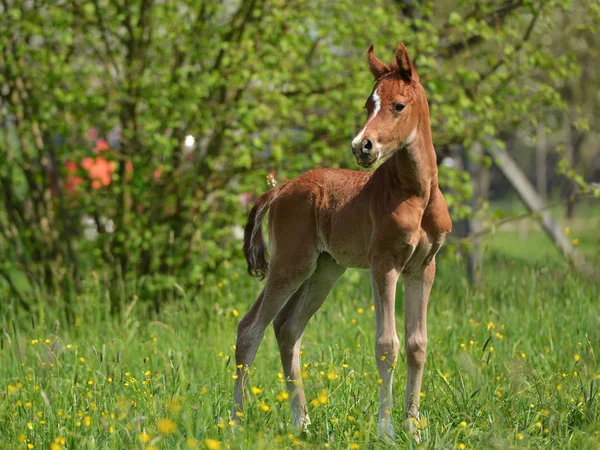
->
383, 105, 437, 200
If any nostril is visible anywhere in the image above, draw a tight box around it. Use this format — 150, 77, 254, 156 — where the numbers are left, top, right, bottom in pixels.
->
362, 138, 373, 153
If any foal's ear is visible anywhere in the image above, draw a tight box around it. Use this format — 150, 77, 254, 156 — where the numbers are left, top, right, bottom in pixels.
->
367, 45, 391, 80
395, 42, 415, 81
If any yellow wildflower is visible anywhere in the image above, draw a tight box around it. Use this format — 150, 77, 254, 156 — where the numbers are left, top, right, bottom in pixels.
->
139, 432, 151, 443
157, 418, 177, 435
260, 402, 271, 412
205, 439, 221, 450
318, 389, 328, 404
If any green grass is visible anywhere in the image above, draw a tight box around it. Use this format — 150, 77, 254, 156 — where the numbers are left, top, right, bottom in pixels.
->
1, 230, 599, 449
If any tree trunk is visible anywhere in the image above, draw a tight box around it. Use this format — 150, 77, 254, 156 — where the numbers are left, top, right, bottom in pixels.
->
536, 122, 547, 201
487, 144, 595, 279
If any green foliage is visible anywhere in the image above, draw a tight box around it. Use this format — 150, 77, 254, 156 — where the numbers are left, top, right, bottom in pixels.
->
1, 0, 598, 313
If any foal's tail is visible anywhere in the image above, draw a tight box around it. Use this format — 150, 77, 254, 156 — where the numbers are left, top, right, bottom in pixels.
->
243, 186, 282, 280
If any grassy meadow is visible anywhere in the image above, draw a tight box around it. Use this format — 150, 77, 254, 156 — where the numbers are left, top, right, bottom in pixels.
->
1, 206, 599, 450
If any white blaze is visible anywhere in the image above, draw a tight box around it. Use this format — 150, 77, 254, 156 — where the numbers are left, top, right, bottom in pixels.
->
352, 88, 381, 147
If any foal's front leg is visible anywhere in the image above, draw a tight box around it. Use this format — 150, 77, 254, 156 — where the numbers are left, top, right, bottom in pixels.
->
370, 260, 401, 441
402, 259, 435, 441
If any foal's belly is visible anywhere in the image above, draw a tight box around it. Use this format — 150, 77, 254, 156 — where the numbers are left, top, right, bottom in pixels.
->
319, 212, 373, 269
325, 246, 370, 269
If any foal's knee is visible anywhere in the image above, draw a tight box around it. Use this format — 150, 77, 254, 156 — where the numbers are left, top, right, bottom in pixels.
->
406, 333, 427, 367
376, 335, 400, 360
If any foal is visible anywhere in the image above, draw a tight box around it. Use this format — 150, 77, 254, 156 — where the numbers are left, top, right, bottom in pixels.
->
232, 42, 451, 441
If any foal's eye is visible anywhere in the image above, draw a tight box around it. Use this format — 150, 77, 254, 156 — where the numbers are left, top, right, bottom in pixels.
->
394, 103, 405, 112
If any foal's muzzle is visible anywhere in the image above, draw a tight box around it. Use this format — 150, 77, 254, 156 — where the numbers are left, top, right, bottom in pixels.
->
352, 138, 378, 167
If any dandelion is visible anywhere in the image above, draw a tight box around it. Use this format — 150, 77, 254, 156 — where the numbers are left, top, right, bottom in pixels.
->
251, 386, 263, 395
564, 227, 570, 236
517, 433, 524, 440
84, 416, 91, 426
357, 308, 364, 314
556, 384, 562, 392
459, 421, 467, 427
186, 438, 199, 448
260, 402, 271, 412
318, 389, 328, 405
139, 432, 151, 443
572, 238, 579, 245
327, 372, 336, 380
350, 444, 360, 449
521, 352, 526, 359
167, 397, 182, 414
487, 321, 495, 330
574, 354, 580, 362
277, 392, 289, 401
157, 418, 177, 435
233, 309, 239, 317
27, 422, 33, 430
458, 444, 466, 450
205, 439, 221, 450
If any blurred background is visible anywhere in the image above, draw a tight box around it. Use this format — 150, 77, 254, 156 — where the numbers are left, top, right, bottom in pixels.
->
1, 0, 599, 318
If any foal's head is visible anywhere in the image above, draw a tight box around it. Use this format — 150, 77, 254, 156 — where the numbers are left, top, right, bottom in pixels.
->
351, 43, 424, 168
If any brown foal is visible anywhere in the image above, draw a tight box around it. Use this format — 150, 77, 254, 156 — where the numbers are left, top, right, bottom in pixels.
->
232, 42, 452, 441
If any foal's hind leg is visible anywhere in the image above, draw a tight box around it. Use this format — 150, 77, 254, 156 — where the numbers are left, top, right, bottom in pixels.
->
232, 253, 318, 420
273, 253, 345, 427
